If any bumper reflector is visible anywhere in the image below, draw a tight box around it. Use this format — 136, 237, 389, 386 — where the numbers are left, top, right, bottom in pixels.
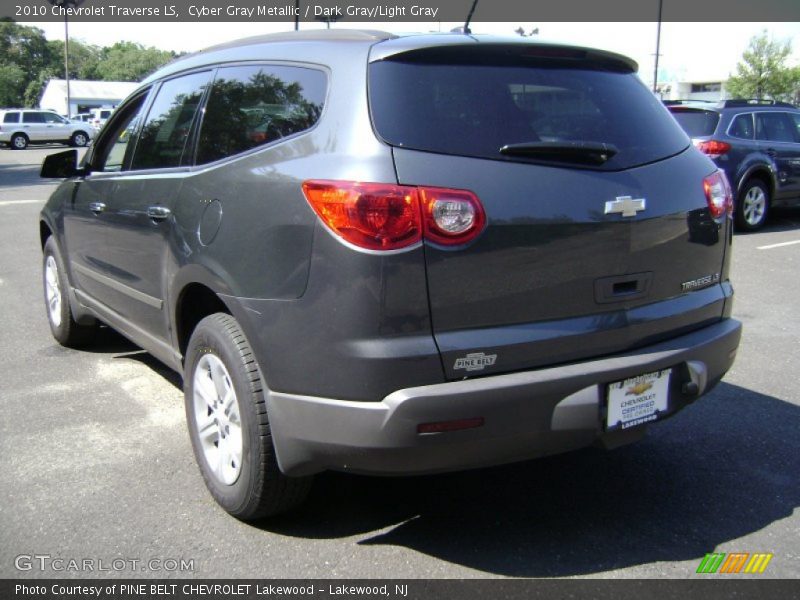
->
417, 417, 485, 435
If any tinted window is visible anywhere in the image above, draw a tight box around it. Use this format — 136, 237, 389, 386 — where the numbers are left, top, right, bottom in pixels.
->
756, 112, 798, 143
789, 113, 800, 140
728, 113, 754, 139
670, 109, 720, 137
93, 93, 148, 172
130, 71, 212, 170
369, 56, 689, 170
196, 65, 326, 164
42, 112, 66, 124
22, 112, 45, 123
3, 112, 19, 123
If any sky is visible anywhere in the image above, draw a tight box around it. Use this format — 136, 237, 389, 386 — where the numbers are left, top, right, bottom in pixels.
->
21, 20, 800, 86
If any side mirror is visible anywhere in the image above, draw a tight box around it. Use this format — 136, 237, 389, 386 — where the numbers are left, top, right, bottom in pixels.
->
40, 149, 85, 179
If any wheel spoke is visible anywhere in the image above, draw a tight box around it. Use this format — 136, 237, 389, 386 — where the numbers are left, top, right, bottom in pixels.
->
197, 415, 218, 443
222, 387, 237, 415
195, 370, 218, 410
217, 437, 230, 478
209, 360, 230, 400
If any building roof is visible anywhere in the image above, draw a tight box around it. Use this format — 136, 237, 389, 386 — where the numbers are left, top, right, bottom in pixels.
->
42, 79, 138, 100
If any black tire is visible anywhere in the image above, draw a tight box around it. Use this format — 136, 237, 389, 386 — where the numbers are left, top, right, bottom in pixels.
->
184, 313, 312, 519
42, 237, 96, 347
10, 133, 28, 150
70, 131, 89, 147
735, 179, 770, 232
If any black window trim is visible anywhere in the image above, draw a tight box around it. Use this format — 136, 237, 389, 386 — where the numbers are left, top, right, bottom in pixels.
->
128, 68, 215, 172
84, 87, 154, 178
187, 59, 330, 170
84, 60, 329, 177
725, 111, 755, 141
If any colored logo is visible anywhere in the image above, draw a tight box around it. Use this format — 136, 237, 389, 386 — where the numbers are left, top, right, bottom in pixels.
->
625, 382, 653, 396
696, 552, 773, 574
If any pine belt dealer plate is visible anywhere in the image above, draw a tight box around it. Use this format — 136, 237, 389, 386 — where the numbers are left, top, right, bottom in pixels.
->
606, 369, 671, 431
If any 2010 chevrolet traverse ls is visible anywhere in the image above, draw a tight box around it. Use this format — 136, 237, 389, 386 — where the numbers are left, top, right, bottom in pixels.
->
39, 30, 742, 519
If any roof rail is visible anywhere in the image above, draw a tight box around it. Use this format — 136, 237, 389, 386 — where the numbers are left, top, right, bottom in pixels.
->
722, 99, 796, 108
662, 99, 716, 105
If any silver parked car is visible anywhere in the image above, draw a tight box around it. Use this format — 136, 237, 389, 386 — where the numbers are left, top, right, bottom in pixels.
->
0, 109, 93, 149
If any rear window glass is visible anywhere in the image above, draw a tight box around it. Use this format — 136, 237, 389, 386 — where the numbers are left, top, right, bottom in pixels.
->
196, 64, 326, 165
369, 56, 690, 170
3, 112, 19, 123
670, 109, 720, 137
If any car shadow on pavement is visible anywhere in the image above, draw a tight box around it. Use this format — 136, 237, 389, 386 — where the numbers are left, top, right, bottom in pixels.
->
81, 326, 184, 389
744, 207, 800, 233
265, 382, 799, 577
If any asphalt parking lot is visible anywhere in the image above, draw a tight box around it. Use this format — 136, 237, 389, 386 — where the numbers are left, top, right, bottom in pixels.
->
1, 145, 799, 579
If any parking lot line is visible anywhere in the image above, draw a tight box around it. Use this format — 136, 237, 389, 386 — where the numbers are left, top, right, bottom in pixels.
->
0, 200, 41, 207
757, 239, 800, 250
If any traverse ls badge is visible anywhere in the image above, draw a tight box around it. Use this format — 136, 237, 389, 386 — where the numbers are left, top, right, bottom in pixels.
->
605, 196, 646, 217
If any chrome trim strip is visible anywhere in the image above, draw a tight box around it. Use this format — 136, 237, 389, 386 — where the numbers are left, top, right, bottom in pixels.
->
72, 262, 163, 310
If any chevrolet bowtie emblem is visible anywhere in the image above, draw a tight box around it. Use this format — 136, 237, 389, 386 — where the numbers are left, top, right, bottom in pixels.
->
605, 196, 646, 217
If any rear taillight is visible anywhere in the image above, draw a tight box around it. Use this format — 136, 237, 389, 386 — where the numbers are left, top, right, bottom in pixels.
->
302, 180, 485, 251
419, 187, 486, 246
703, 170, 733, 219
694, 139, 731, 159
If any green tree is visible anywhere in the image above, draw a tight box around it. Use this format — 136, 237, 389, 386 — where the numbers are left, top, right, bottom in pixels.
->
726, 31, 800, 102
0, 18, 58, 106
0, 63, 26, 106
95, 41, 175, 82
47, 38, 104, 80
23, 69, 58, 107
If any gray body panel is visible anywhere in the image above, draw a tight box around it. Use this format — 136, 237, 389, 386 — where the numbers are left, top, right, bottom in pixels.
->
268, 318, 741, 476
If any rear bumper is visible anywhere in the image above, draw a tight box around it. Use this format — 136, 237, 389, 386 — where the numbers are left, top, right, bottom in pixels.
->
269, 318, 741, 476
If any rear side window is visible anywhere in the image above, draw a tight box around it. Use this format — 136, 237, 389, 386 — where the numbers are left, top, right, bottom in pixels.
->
670, 109, 720, 137
728, 113, 754, 139
369, 54, 690, 170
791, 113, 800, 139
130, 71, 212, 171
755, 112, 799, 143
195, 64, 326, 165
3, 112, 19, 123
22, 112, 45, 124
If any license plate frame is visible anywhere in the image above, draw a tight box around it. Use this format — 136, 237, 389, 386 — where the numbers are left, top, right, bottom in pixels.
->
605, 369, 671, 431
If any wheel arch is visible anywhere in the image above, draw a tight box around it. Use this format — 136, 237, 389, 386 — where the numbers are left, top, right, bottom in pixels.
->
171, 265, 239, 360
737, 164, 775, 200
39, 219, 53, 249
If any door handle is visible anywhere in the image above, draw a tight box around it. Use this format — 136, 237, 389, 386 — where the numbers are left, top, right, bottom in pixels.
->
147, 206, 171, 221
766, 147, 777, 157
88, 202, 106, 214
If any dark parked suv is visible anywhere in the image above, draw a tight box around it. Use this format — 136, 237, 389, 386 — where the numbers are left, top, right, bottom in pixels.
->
39, 30, 742, 519
666, 99, 800, 231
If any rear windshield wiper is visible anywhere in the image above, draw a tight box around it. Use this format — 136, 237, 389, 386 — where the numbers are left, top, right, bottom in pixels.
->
499, 141, 618, 165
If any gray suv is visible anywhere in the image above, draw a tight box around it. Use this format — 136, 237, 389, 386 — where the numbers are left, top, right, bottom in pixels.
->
39, 30, 742, 519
